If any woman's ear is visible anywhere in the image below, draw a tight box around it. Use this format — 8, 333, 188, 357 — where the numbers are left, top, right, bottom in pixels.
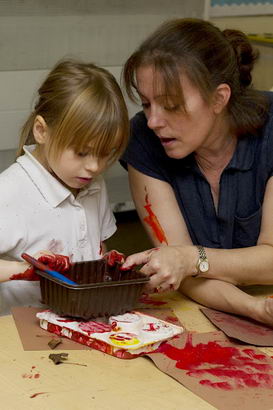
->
212, 83, 231, 114
33, 115, 50, 144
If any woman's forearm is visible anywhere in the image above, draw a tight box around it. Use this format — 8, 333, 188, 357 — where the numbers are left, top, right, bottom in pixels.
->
199, 244, 273, 286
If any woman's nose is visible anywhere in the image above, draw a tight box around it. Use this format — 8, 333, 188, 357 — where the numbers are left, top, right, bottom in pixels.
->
147, 108, 165, 130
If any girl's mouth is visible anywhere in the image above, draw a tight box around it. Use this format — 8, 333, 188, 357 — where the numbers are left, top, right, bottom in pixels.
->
76, 177, 92, 184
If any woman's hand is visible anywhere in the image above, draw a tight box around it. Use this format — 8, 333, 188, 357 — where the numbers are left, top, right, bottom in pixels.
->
122, 246, 196, 293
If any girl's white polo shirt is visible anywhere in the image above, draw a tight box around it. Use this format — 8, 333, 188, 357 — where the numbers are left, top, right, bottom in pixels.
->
0, 145, 116, 315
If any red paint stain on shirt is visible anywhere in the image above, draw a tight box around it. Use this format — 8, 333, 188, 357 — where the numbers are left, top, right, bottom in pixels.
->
157, 333, 273, 390
143, 192, 168, 245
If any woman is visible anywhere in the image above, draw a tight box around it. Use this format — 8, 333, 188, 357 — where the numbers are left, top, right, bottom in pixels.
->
121, 18, 273, 325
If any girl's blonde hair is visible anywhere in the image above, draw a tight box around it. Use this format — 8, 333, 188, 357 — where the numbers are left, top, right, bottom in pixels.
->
17, 59, 129, 162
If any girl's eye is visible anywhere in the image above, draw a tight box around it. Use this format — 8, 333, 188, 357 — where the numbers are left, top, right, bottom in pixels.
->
77, 152, 89, 157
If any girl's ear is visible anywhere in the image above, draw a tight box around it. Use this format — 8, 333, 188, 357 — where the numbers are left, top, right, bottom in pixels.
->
33, 115, 50, 144
212, 83, 231, 114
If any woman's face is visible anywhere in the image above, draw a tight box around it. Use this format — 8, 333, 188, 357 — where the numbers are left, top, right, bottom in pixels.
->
136, 65, 221, 159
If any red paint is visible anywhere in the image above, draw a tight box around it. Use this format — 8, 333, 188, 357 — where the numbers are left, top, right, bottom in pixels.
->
143, 191, 168, 245
104, 250, 125, 267
157, 333, 273, 390
120, 263, 136, 271
79, 321, 112, 334
10, 267, 39, 281
144, 323, 158, 331
44, 321, 138, 359
109, 333, 135, 341
10, 253, 70, 281
138, 294, 167, 306
211, 311, 273, 336
165, 316, 179, 324
22, 366, 40, 379
30, 392, 47, 398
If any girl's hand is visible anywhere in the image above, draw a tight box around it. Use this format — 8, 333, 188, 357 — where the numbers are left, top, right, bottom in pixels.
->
122, 246, 196, 293
10, 251, 70, 281
103, 250, 125, 267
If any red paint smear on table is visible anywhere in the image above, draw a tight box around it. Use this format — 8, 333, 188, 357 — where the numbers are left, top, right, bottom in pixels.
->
165, 316, 179, 324
143, 191, 168, 245
22, 366, 40, 379
157, 333, 273, 390
30, 392, 47, 399
139, 294, 167, 306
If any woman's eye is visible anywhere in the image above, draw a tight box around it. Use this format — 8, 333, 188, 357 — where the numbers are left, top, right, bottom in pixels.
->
164, 105, 180, 112
141, 102, 150, 110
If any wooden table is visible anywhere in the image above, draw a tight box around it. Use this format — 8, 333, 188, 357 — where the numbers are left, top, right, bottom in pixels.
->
1, 287, 273, 410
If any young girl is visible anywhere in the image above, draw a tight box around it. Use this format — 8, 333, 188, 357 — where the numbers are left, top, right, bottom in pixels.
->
0, 59, 129, 315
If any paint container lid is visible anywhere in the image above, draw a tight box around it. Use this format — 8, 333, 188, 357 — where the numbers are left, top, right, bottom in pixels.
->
109, 313, 143, 333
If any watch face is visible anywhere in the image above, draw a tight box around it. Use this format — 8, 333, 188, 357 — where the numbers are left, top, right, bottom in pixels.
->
199, 261, 209, 272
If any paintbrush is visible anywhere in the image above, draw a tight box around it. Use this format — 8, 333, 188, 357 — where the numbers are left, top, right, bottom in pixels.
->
21, 253, 77, 285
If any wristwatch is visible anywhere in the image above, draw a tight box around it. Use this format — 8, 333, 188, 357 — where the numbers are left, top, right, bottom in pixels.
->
195, 245, 209, 276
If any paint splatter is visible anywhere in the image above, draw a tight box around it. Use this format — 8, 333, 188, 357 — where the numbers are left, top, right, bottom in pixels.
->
158, 333, 273, 390
139, 294, 167, 306
143, 190, 168, 245
22, 366, 40, 379
79, 321, 112, 335
30, 392, 47, 398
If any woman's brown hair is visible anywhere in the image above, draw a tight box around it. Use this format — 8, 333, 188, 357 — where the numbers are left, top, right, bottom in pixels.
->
18, 59, 129, 162
123, 18, 268, 136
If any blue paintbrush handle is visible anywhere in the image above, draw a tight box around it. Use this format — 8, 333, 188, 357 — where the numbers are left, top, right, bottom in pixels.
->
21, 252, 77, 286
44, 268, 77, 285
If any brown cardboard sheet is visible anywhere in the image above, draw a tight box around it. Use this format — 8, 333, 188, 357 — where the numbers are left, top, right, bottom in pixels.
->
148, 331, 273, 410
200, 307, 273, 346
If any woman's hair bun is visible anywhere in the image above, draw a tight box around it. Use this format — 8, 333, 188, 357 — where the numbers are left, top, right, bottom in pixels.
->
222, 29, 258, 87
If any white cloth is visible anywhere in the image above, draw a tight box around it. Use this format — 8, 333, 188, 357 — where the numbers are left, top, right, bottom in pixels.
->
0, 145, 116, 315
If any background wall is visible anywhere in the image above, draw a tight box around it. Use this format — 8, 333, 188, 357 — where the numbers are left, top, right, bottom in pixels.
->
0, 0, 205, 210
211, 15, 273, 91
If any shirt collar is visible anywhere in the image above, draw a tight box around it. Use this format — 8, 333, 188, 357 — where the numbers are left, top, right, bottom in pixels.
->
226, 136, 255, 171
16, 145, 100, 207
180, 136, 255, 172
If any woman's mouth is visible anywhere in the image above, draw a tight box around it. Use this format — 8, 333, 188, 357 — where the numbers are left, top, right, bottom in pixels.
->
159, 137, 176, 146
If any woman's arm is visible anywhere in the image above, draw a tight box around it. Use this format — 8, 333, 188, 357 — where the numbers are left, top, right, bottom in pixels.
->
128, 165, 192, 246
125, 169, 273, 288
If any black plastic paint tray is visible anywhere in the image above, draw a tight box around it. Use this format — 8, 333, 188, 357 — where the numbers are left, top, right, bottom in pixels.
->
38, 259, 149, 319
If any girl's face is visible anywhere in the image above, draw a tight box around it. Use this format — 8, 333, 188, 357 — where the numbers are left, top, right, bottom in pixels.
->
136, 65, 225, 159
46, 147, 110, 193
32, 117, 112, 194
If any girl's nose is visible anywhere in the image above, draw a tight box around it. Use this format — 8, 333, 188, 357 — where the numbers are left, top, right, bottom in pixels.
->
85, 156, 99, 173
